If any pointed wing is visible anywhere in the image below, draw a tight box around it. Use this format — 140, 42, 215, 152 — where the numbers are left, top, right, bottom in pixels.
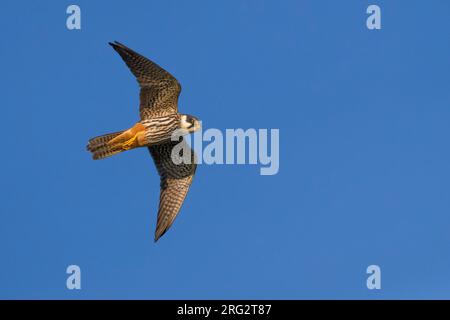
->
109, 41, 181, 119
149, 138, 197, 242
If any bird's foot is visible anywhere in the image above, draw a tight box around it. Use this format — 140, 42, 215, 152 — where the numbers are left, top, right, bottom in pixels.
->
121, 135, 138, 151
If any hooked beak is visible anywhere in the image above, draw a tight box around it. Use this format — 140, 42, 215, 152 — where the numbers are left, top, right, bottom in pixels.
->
192, 119, 201, 132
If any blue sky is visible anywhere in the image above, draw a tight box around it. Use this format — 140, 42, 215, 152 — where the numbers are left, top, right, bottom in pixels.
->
1, 0, 450, 299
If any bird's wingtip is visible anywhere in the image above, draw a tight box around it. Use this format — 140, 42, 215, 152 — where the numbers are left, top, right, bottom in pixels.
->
109, 41, 131, 53
109, 40, 124, 47
154, 229, 166, 243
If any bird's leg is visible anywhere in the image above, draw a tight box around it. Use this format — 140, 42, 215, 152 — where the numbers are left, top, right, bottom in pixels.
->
107, 122, 147, 151
121, 135, 138, 150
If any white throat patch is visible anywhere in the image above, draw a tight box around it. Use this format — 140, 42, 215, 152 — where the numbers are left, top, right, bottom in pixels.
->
180, 115, 191, 129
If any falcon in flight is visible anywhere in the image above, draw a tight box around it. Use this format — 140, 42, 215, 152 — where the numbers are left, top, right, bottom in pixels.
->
87, 41, 200, 242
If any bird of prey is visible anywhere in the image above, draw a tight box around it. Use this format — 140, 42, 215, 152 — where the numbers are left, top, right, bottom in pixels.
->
87, 41, 201, 242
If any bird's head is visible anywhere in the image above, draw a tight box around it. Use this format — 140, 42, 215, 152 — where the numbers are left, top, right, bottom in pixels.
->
180, 114, 201, 133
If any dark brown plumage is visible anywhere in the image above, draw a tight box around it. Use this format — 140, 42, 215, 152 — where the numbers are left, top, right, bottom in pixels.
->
109, 41, 182, 119
149, 139, 197, 241
88, 41, 199, 242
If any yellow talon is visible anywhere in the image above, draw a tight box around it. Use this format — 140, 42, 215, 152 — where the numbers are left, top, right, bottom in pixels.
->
122, 135, 138, 150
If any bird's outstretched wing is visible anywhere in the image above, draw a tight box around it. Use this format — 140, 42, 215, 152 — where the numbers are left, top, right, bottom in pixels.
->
109, 41, 181, 119
149, 138, 197, 242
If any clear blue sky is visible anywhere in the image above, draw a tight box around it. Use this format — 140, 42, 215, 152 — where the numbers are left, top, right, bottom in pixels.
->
1, 0, 450, 299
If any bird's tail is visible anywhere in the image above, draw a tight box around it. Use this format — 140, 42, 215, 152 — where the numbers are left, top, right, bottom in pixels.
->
86, 131, 128, 160
87, 123, 147, 160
